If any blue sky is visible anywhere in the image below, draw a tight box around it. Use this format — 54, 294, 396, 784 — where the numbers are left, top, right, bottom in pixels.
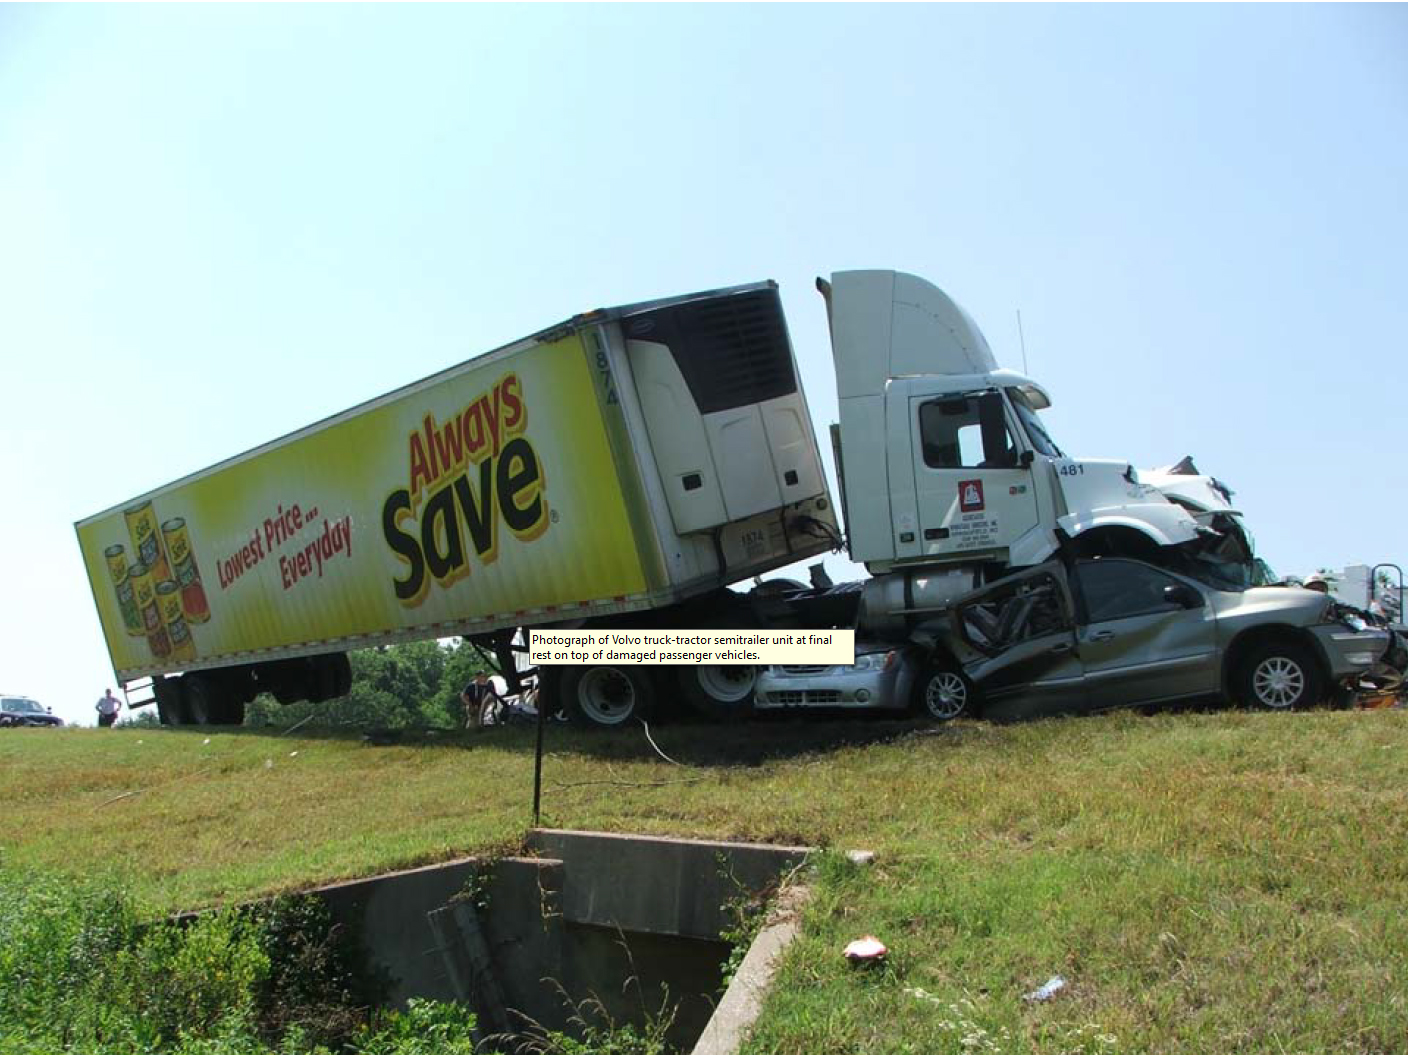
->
2, 5, 1405, 725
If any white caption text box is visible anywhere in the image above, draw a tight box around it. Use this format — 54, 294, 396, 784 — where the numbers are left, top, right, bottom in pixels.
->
529, 629, 855, 665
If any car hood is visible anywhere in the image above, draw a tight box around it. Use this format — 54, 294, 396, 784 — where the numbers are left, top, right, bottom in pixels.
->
1211, 586, 1331, 626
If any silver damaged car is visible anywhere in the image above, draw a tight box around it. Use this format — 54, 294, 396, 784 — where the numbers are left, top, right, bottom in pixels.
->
916, 557, 1402, 722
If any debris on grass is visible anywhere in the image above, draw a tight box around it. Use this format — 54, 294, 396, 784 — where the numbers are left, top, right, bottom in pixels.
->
843, 935, 887, 964
1024, 975, 1067, 1002
904, 985, 943, 1005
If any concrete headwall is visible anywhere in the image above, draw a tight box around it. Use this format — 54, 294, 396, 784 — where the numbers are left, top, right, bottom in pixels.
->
304, 830, 813, 1047
527, 829, 812, 941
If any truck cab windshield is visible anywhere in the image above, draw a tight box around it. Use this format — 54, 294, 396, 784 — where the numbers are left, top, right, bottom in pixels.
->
1008, 388, 1063, 457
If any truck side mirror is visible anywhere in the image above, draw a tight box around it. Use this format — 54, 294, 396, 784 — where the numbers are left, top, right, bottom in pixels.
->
1019, 450, 1035, 468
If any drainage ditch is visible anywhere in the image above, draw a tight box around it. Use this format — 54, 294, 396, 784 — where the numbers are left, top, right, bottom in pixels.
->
305, 830, 813, 1053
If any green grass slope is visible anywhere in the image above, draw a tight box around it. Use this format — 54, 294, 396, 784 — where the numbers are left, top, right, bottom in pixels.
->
2, 709, 1405, 1053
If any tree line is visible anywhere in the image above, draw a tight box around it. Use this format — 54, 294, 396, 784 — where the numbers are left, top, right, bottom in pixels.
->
245, 639, 496, 730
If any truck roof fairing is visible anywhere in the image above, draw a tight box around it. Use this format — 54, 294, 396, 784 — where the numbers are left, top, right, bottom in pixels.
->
827, 270, 999, 400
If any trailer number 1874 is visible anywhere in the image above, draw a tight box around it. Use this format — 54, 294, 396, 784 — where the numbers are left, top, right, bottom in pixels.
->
595, 349, 620, 405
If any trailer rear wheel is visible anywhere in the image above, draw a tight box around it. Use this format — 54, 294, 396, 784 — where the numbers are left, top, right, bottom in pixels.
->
183, 676, 219, 725
562, 665, 654, 728
677, 665, 756, 721
183, 675, 245, 726
311, 654, 351, 702
155, 692, 190, 727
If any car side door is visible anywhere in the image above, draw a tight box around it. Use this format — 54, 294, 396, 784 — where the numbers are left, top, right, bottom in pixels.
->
1071, 559, 1220, 710
950, 563, 1085, 720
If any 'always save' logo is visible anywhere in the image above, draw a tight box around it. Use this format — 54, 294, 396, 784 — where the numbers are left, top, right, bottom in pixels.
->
381, 372, 549, 607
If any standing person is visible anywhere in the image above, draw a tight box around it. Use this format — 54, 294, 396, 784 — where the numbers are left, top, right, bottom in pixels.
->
95, 688, 122, 728
460, 672, 502, 731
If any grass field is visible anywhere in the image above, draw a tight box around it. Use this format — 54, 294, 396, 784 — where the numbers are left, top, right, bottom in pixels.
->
2, 707, 1406, 1053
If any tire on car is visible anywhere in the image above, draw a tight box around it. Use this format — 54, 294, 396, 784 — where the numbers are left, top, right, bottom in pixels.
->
560, 665, 656, 729
676, 664, 757, 721
912, 662, 977, 722
1234, 640, 1324, 711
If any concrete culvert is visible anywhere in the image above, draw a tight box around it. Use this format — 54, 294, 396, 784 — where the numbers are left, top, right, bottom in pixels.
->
296, 830, 813, 1052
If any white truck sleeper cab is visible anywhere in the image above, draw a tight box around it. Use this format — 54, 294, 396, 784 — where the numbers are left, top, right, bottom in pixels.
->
821, 270, 1204, 631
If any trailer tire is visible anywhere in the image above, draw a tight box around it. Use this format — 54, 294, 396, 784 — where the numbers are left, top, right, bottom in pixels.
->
561, 665, 655, 729
155, 693, 190, 727
183, 675, 245, 726
312, 654, 351, 702
183, 676, 219, 725
677, 665, 756, 721
333, 653, 352, 697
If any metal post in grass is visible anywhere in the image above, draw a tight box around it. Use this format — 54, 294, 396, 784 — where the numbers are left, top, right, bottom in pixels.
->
532, 685, 546, 826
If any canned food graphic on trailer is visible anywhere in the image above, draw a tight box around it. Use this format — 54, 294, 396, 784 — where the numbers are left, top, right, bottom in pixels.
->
160, 517, 210, 624
104, 544, 144, 637
156, 581, 197, 662
129, 561, 171, 659
124, 501, 171, 584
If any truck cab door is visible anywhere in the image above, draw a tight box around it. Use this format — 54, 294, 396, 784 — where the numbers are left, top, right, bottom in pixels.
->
949, 563, 1084, 720
905, 389, 1041, 563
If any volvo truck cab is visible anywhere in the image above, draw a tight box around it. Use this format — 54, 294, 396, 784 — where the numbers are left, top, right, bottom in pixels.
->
823, 270, 1203, 580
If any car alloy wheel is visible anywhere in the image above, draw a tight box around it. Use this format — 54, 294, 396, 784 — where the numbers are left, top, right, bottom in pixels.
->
1237, 641, 1322, 712
920, 668, 970, 721
1252, 655, 1305, 710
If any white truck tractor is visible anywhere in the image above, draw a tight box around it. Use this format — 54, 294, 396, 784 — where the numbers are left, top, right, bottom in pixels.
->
818, 270, 1210, 629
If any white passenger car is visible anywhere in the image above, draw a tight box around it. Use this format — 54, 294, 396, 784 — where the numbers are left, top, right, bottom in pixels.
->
754, 645, 950, 717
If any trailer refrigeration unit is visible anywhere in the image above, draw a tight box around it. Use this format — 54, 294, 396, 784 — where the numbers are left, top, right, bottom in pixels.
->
76, 283, 839, 727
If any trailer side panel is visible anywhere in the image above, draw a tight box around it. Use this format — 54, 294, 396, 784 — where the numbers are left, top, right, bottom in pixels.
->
77, 332, 659, 681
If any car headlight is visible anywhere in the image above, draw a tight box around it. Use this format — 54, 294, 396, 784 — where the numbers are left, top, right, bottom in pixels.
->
852, 651, 895, 671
